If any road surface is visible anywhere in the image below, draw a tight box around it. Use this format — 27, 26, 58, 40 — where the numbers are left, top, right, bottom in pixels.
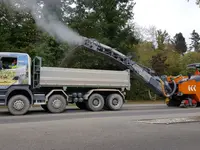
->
0, 104, 200, 150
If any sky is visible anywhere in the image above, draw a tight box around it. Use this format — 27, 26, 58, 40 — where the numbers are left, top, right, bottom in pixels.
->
133, 0, 200, 46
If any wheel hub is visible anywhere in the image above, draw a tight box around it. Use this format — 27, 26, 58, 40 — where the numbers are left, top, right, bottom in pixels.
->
52, 99, 62, 108
93, 99, 100, 107
13, 100, 24, 110
112, 99, 118, 105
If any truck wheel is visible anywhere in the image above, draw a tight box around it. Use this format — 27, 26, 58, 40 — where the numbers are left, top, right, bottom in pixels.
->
47, 94, 67, 113
106, 94, 123, 110
76, 102, 86, 110
41, 105, 49, 112
8, 95, 30, 115
86, 93, 104, 111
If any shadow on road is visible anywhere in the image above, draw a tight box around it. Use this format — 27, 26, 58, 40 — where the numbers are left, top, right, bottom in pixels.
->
0, 108, 88, 117
0, 107, 139, 117
0, 104, 193, 117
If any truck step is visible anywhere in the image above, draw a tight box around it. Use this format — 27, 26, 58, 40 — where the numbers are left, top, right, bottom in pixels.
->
34, 102, 46, 105
0, 95, 5, 105
33, 94, 46, 105
0, 103, 5, 106
33, 99, 46, 105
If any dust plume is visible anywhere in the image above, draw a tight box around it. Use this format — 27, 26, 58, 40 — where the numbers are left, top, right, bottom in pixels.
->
3, 0, 84, 46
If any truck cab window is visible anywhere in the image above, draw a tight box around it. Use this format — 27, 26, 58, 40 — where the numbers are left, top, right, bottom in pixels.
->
0, 57, 17, 69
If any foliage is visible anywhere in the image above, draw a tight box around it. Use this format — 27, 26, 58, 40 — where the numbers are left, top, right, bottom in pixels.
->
189, 30, 200, 52
164, 50, 183, 75
187, 0, 200, 5
179, 52, 200, 75
64, 0, 139, 70
173, 32, 187, 54
156, 30, 170, 50
150, 51, 169, 75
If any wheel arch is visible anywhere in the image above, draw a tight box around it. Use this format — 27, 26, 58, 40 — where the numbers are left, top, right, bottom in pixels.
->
45, 89, 69, 103
6, 86, 33, 105
83, 89, 125, 101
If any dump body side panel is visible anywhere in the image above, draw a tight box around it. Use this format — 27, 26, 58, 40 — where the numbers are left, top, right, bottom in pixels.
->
39, 67, 130, 90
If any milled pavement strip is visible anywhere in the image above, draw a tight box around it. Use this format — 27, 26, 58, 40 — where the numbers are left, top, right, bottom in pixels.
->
137, 117, 200, 124
0, 111, 200, 125
0, 112, 200, 127
0, 105, 199, 120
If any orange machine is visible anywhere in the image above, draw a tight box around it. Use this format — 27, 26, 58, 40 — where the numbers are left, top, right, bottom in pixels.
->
166, 63, 200, 108
167, 75, 187, 84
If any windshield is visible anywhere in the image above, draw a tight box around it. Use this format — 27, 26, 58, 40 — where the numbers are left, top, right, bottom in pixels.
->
0, 57, 17, 70
0, 53, 28, 70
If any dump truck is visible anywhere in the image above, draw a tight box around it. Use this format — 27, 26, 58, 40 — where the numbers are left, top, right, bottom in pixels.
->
0, 37, 176, 115
0, 51, 131, 115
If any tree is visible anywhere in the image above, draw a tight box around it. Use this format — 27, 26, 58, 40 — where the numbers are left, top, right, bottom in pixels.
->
135, 41, 157, 67
0, 2, 39, 53
150, 51, 169, 75
64, 0, 139, 69
179, 51, 200, 75
135, 25, 171, 50
164, 50, 182, 75
189, 30, 200, 52
0, 1, 70, 66
69, 0, 139, 47
187, 0, 200, 5
156, 29, 170, 50
173, 32, 187, 54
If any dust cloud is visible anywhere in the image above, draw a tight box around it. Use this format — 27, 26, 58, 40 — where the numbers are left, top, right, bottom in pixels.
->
3, 0, 84, 46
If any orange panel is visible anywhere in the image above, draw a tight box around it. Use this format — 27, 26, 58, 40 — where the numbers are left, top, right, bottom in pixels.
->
167, 76, 188, 83
178, 80, 200, 101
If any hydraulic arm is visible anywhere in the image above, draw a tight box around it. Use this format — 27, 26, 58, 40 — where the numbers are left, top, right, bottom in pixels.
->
81, 37, 177, 98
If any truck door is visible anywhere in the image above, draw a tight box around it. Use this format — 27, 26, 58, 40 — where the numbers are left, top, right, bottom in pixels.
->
0, 56, 18, 87
0, 54, 29, 87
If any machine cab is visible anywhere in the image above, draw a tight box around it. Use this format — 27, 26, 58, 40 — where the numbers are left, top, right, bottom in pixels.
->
187, 63, 200, 76
0, 52, 31, 86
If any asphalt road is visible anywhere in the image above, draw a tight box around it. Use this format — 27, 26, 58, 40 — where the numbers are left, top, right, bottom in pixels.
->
1, 104, 200, 150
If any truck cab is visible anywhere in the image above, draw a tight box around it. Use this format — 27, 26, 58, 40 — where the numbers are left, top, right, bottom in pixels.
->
0, 52, 31, 86
0, 52, 35, 114
187, 63, 200, 76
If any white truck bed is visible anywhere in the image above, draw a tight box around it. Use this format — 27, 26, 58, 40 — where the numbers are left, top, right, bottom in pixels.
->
39, 67, 130, 90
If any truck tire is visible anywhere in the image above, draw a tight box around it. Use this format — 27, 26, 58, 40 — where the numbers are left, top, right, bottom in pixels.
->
106, 94, 123, 110
86, 93, 104, 111
47, 94, 67, 113
76, 102, 87, 110
8, 95, 30, 115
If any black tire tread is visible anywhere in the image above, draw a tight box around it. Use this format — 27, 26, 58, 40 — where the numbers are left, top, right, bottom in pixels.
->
8, 95, 30, 115
106, 93, 123, 111
47, 94, 67, 113
86, 93, 104, 111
